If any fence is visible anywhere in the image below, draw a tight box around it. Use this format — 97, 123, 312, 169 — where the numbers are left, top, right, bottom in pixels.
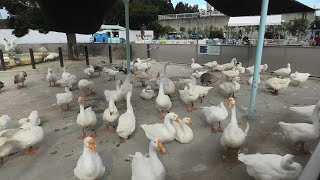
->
1, 43, 320, 77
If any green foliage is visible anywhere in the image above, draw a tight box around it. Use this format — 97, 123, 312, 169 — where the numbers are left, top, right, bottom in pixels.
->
130, 0, 159, 30
208, 27, 223, 39
310, 16, 320, 30
174, 2, 199, 14
187, 27, 192, 34
0, 0, 49, 37
148, 21, 164, 38
283, 18, 309, 38
163, 25, 175, 34
179, 26, 186, 33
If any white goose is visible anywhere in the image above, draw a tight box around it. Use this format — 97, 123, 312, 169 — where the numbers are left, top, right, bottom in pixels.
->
56, 87, 73, 111
153, 72, 175, 96
216, 58, 237, 71
104, 80, 123, 103
0, 115, 12, 131
279, 100, 320, 153
265, 77, 291, 96
141, 112, 181, 142
202, 102, 228, 133
273, 63, 291, 78
172, 117, 193, 144
116, 91, 136, 143
120, 74, 133, 98
290, 71, 310, 87
193, 70, 208, 78
219, 77, 241, 98
222, 68, 240, 80
248, 75, 260, 86
246, 64, 268, 75
103, 67, 119, 80
103, 99, 119, 133
289, 104, 316, 119
134, 58, 151, 72
179, 83, 199, 112
140, 85, 156, 100
134, 68, 151, 87
77, 97, 97, 139
18, 110, 41, 127
57, 74, 77, 88
78, 79, 95, 96
130, 137, 167, 180
221, 98, 249, 161
74, 137, 105, 180
191, 58, 203, 72
204, 61, 218, 71
62, 67, 71, 79
236, 62, 245, 74
238, 153, 302, 180
156, 80, 172, 120
46, 67, 57, 87
84, 65, 95, 77
193, 84, 213, 103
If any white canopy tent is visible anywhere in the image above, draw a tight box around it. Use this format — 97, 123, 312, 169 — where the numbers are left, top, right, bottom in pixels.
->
228, 15, 282, 26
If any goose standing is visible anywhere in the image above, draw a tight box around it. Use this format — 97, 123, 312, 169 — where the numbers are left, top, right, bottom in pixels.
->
116, 91, 136, 143
0, 115, 12, 131
103, 99, 119, 133
77, 97, 98, 139
219, 77, 241, 98
84, 65, 95, 78
238, 153, 302, 180
57, 74, 77, 88
120, 74, 133, 99
62, 67, 71, 79
14, 71, 27, 87
56, 87, 73, 111
153, 72, 175, 96
179, 83, 199, 112
273, 63, 291, 78
78, 79, 95, 96
103, 67, 119, 80
202, 102, 228, 133
104, 80, 123, 103
265, 77, 291, 96
172, 117, 193, 144
221, 98, 249, 162
130, 137, 167, 180
18, 110, 40, 127
134, 68, 151, 87
235, 62, 245, 74
141, 112, 181, 142
204, 61, 218, 71
246, 64, 268, 75
191, 58, 203, 72
74, 137, 105, 180
47, 67, 57, 87
222, 68, 240, 81
156, 80, 172, 119
290, 71, 310, 87
289, 104, 316, 119
279, 100, 320, 154
216, 58, 237, 71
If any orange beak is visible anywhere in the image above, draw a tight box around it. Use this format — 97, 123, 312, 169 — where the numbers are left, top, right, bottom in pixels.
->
88, 139, 96, 153
228, 99, 233, 108
157, 140, 168, 155
188, 118, 193, 124
175, 117, 181, 124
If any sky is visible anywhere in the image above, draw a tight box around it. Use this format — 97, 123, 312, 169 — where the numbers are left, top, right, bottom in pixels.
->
1, 0, 319, 19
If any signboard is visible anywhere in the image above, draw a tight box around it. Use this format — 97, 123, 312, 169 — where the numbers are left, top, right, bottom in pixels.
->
208, 45, 220, 55
198, 45, 208, 54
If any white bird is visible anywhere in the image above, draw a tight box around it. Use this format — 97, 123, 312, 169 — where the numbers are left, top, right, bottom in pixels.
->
117, 91, 136, 143
179, 83, 199, 112
140, 85, 156, 100
172, 117, 193, 144
84, 65, 95, 77
204, 61, 218, 71
43, 53, 59, 62
290, 71, 310, 87
134, 58, 152, 72
193, 70, 208, 78
238, 153, 302, 180
57, 74, 77, 88
219, 77, 241, 98
279, 100, 320, 154
120, 74, 133, 98
0, 115, 12, 131
222, 68, 240, 80
246, 64, 268, 75
56, 87, 73, 111
273, 63, 291, 78
104, 80, 123, 103
103, 99, 119, 133
289, 105, 316, 118
130, 137, 167, 180
265, 77, 291, 96
78, 79, 95, 96
46, 67, 57, 87
18, 110, 40, 127
216, 58, 237, 71
156, 80, 172, 119
103, 67, 119, 80
77, 97, 97, 139
236, 62, 245, 74
248, 75, 260, 86
62, 67, 71, 79
153, 72, 176, 96
191, 58, 203, 72
202, 102, 228, 133
3, 38, 17, 55
74, 137, 105, 180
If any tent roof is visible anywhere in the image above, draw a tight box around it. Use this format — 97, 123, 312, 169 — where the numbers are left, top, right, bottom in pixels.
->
228, 15, 282, 26
206, 0, 315, 16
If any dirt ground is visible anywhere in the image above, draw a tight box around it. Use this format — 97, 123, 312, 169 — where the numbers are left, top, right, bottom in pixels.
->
0, 57, 319, 180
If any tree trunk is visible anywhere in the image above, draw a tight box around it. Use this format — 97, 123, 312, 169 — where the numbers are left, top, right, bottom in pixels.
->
66, 33, 78, 60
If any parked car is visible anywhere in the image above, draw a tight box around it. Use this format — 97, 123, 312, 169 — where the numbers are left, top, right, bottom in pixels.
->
190, 34, 203, 39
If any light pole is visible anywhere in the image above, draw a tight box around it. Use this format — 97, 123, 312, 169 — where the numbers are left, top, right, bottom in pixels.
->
122, 0, 131, 72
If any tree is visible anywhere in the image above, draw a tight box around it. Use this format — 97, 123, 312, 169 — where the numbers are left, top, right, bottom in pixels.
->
174, 2, 199, 14
310, 16, 320, 30
0, 0, 78, 59
179, 26, 186, 34
149, 21, 164, 38
187, 27, 192, 35
283, 18, 309, 39
130, 0, 159, 30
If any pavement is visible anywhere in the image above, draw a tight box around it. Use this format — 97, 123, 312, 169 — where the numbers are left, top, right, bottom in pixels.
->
0, 57, 319, 180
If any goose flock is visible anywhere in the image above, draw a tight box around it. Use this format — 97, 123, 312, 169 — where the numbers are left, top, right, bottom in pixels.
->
0, 56, 318, 180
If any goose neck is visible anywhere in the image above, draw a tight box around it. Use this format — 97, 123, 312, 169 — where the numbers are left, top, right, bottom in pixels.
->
312, 102, 320, 127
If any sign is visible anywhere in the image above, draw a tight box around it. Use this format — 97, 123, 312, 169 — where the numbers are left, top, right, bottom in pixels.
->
208, 45, 220, 55
198, 45, 208, 54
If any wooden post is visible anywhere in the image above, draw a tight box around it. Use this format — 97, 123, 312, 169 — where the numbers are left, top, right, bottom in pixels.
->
0, 49, 5, 71
108, 45, 112, 63
29, 49, 36, 69
147, 44, 150, 59
58, 47, 64, 67
85, 45, 89, 65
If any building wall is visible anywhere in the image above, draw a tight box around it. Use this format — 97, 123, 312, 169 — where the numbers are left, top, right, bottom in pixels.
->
282, 12, 315, 24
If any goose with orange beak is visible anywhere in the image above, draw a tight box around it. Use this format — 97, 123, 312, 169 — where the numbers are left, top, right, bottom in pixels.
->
141, 112, 181, 142
130, 137, 167, 180
102, 98, 119, 133
179, 83, 199, 112
76, 97, 98, 139
172, 117, 193, 144
74, 137, 105, 180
